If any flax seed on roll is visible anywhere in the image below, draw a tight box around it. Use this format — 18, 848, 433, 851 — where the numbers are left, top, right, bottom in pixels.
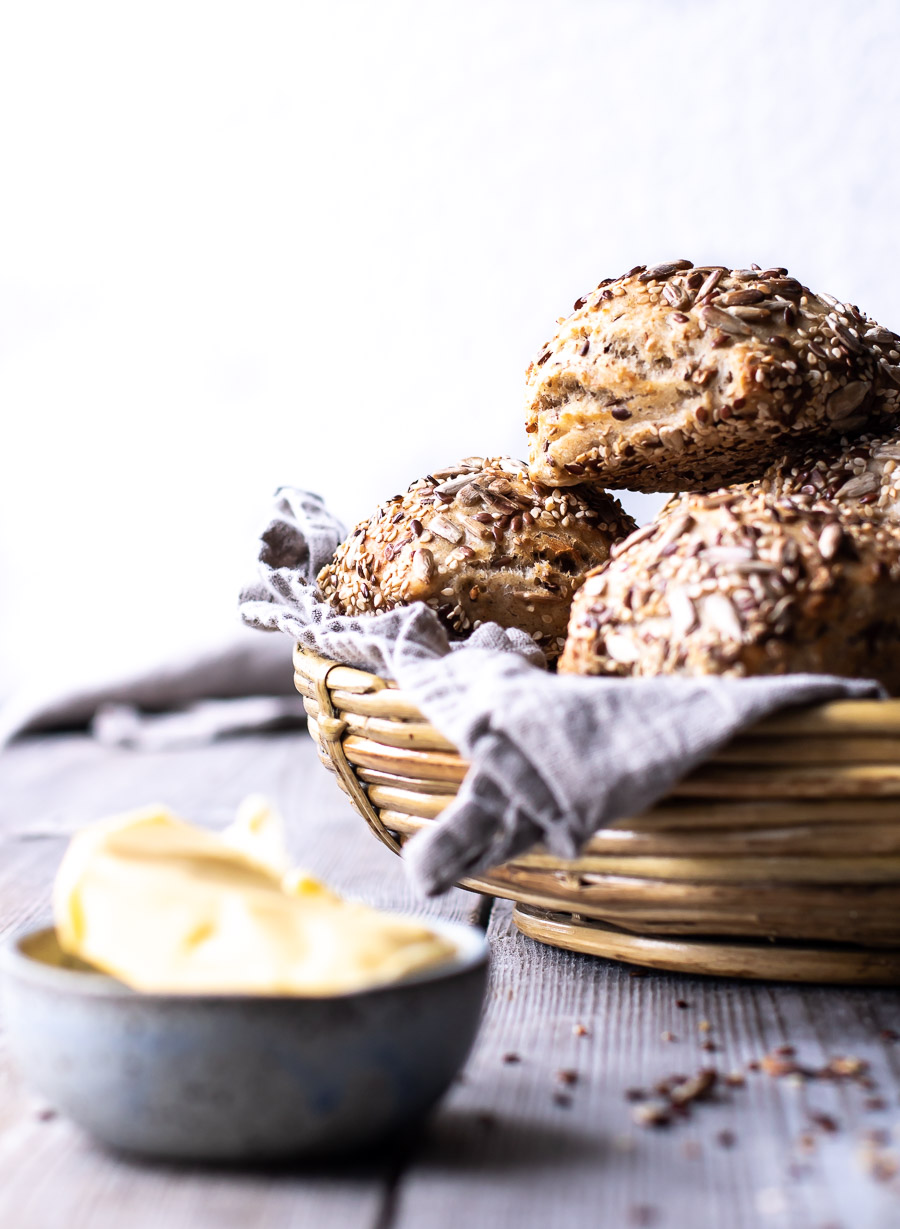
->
759, 430, 900, 523
559, 486, 900, 693
525, 261, 900, 493
316, 457, 636, 660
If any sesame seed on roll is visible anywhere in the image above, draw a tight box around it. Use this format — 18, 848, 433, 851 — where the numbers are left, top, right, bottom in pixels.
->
317, 456, 637, 661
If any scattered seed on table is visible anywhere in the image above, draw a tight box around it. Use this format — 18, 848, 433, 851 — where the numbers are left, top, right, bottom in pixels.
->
761, 1054, 797, 1077
632, 1101, 672, 1128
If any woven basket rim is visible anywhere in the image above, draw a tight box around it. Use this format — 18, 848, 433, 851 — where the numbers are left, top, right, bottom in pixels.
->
293, 642, 900, 731
295, 642, 900, 977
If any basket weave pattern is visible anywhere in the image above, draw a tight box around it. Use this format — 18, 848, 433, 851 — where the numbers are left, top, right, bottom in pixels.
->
294, 645, 900, 979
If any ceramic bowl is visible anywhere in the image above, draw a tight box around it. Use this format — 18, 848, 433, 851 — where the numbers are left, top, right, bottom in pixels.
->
0, 918, 488, 1162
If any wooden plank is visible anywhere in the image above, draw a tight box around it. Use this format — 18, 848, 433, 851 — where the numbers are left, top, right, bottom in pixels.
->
6, 729, 900, 1227
391, 899, 900, 1229
0, 733, 484, 1229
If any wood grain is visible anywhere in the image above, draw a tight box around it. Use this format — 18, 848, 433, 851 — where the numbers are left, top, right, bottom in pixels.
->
391, 899, 900, 1229
0, 734, 482, 1229
4, 730, 900, 1228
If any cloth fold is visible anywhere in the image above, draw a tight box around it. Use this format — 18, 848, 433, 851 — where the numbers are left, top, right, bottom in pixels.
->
0, 633, 303, 751
240, 487, 883, 896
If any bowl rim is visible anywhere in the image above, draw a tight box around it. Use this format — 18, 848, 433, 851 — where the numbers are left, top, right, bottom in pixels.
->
0, 915, 489, 1004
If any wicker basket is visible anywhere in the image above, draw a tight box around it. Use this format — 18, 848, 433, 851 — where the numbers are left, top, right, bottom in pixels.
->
294, 645, 900, 983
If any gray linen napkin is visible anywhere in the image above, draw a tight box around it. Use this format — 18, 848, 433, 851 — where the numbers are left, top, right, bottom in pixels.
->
0, 633, 304, 750
240, 487, 882, 896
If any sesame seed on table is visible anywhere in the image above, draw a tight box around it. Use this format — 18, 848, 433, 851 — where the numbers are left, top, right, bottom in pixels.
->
2, 730, 900, 1228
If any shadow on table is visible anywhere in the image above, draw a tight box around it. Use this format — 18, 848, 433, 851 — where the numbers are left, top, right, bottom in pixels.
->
410, 1107, 604, 1173
89, 1108, 601, 1179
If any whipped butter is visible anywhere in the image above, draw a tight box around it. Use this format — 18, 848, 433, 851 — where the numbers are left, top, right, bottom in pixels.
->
53, 797, 455, 995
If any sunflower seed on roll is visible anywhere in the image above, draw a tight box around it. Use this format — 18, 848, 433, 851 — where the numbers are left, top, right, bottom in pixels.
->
316, 458, 636, 660
759, 430, 900, 523
525, 262, 900, 493
559, 486, 900, 693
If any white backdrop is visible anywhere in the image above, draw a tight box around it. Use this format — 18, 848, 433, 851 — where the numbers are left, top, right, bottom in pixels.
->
3, 0, 900, 697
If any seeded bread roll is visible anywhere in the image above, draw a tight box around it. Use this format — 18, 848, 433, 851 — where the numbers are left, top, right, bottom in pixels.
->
316, 457, 636, 660
559, 487, 900, 693
760, 431, 900, 523
526, 261, 900, 493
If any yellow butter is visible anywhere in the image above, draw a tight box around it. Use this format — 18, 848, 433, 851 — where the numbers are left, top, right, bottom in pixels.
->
53, 797, 455, 995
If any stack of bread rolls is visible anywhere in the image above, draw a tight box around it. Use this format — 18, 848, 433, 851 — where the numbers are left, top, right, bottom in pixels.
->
318, 261, 900, 690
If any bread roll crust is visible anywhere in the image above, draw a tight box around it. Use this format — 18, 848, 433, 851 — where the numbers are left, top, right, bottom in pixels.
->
526, 262, 900, 493
560, 486, 900, 693
760, 431, 900, 523
317, 457, 636, 659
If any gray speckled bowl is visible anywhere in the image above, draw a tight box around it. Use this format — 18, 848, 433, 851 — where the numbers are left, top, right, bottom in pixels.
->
0, 919, 488, 1162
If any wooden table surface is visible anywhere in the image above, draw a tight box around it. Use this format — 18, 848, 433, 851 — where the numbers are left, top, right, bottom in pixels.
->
1, 730, 899, 1229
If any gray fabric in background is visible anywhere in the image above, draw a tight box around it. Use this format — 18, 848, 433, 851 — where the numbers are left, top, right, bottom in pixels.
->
0, 633, 305, 750
240, 487, 883, 896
